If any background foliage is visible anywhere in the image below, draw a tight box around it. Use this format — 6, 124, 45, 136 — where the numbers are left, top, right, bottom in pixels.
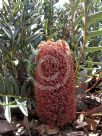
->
0, 0, 102, 122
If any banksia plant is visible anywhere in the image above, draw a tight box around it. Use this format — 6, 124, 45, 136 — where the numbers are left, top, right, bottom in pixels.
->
34, 40, 76, 128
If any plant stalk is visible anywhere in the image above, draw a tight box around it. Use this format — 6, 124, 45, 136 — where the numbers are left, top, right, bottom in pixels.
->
75, 0, 87, 77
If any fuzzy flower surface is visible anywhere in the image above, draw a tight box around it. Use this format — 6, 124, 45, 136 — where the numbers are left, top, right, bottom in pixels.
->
34, 40, 76, 128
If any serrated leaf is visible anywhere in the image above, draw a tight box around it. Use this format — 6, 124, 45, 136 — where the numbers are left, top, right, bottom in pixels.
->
87, 11, 102, 27
11, 76, 19, 96
5, 96, 11, 123
0, 74, 5, 94
85, 46, 102, 53
15, 99, 28, 116
4, 72, 14, 95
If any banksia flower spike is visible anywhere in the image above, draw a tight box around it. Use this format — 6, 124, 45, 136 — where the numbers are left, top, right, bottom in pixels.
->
34, 40, 76, 128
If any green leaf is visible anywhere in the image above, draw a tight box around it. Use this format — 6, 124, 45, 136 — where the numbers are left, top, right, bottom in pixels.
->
16, 99, 28, 116
86, 60, 102, 65
86, 30, 102, 41
7, 101, 18, 108
13, 27, 21, 40
85, 46, 102, 53
48, 31, 58, 39
73, 14, 83, 27
25, 32, 42, 44
71, 0, 81, 16
86, 57, 93, 69
21, 80, 27, 97
4, 96, 11, 123
79, 65, 100, 71
43, 19, 48, 34
4, 72, 14, 95
87, 11, 102, 27
1, 25, 12, 39
28, 16, 41, 31
0, 74, 5, 94
3, 0, 9, 6
13, 0, 23, 13
11, 76, 19, 96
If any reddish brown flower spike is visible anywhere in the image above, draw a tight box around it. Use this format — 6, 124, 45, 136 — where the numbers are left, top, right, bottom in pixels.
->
34, 40, 76, 128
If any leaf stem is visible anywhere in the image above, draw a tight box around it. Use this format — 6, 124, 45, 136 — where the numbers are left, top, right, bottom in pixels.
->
0, 93, 32, 100
75, 0, 87, 77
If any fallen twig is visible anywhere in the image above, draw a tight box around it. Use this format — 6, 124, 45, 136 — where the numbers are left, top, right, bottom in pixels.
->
83, 104, 102, 116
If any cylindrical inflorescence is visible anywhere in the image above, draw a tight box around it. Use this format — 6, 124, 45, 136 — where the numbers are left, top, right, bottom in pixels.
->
34, 40, 76, 128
